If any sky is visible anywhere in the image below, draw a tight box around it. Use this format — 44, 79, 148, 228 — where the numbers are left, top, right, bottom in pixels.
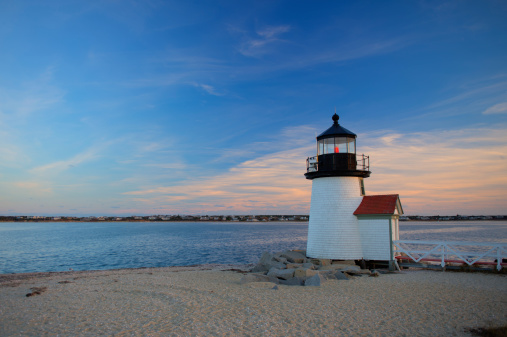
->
1, 1, 506, 216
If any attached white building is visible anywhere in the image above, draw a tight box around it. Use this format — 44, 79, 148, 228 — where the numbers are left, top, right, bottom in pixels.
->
353, 194, 403, 262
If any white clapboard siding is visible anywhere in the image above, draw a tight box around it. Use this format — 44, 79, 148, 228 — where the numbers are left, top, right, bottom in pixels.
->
307, 177, 364, 259
357, 218, 391, 260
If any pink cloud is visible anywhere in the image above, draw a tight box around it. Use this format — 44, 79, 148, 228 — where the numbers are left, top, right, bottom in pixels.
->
122, 126, 507, 215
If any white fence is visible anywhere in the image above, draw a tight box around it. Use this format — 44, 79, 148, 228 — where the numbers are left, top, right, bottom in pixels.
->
393, 240, 507, 271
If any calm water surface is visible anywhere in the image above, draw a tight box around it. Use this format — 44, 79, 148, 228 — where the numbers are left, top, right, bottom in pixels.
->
0, 221, 506, 274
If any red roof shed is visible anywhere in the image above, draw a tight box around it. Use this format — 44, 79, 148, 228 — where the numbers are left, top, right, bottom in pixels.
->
354, 194, 403, 215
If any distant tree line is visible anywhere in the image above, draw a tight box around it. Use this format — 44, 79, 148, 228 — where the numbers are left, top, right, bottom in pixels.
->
1, 214, 506, 222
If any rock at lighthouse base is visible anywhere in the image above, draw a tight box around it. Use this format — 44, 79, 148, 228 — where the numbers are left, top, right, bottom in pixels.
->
304, 274, 326, 286
246, 250, 383, 287
267, 268, 295, 280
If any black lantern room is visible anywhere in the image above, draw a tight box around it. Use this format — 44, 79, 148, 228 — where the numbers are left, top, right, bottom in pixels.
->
305, 113, 370, 179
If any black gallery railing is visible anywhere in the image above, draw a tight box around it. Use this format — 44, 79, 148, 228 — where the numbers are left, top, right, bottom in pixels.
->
306, 154, 370, 173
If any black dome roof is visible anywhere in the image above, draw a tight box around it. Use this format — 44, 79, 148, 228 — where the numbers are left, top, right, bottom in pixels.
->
316, 113, 356, 140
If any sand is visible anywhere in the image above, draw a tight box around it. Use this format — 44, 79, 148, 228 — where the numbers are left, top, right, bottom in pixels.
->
0, 265, 506, 336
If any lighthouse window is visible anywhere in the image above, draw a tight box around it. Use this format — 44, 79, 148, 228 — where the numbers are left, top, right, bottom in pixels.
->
318, 137, 356, 154
324, 138, 334, 154
359, 178, 365, 196
318, 140, 325, 155
351, 141, 356, 153
334, 137, 348, 153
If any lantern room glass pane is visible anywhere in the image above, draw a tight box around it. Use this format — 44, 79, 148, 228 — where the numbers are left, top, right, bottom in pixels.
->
318, 140, 324, 155
348, 140, 356, 154
317, 137, 356, 155
324, 138, 334, 154
334, 137, 351, 153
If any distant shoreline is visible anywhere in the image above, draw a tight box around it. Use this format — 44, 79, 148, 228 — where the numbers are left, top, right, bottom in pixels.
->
0, 219, 310, 223
1, 218, 506, 223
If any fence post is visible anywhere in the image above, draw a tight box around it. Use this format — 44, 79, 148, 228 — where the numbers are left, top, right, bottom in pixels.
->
441, 245, 446, 271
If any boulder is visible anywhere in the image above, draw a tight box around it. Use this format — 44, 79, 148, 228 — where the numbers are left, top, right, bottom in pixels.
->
293, 249, 306, 256
339, 265, 361, 273
369, 271, 380, 277
279, 277, 304, 286
267, 268, 295, 280
333, 271, 350, 280
251, 252, 287, 272
304, 273, 325, 286
345, 269, 371, 277
286, 263, 303, 269
280, 250, 307, 263
301, 263, 316, 270
273, 256, 288, 264
319, 271, 337, 280
294, 268, 318, 279
239, 274, 280, 284
309, 258, 331, 266
259, 251, 274, 265
251, 262, 284, 273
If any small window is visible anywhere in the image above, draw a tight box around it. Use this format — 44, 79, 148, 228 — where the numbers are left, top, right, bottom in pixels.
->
359, 178, 365, 196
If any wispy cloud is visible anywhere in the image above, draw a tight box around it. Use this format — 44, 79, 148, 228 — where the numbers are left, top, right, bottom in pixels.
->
0, 67, 65, 117
121, 126, 507, 215
362, 127, 507, 215
13, 181, 53, 195
123, 145, 313, 214
0, 138, 30, 168
238, 25, 291, 57
483, 102, 507, 115
29, 145, 104, 175
192, 83, 224, 96
401, 76, 507, 121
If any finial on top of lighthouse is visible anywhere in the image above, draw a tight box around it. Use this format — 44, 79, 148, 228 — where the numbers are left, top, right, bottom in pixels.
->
332, 113, 339, 125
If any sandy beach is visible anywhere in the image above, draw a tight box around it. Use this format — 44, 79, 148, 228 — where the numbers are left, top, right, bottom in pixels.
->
0, 265, 506, 336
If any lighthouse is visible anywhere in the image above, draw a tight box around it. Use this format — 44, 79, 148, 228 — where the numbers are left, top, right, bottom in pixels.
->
305, 113, 403, 266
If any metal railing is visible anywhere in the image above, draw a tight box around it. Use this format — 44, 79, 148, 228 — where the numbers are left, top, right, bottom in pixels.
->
307, 156, 318, 172
357, 154, 369, 171
393, 240, 507, 271
306, 154, 369, 173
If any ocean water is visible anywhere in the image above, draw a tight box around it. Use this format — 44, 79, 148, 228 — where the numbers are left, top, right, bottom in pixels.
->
0, 221, 506, 274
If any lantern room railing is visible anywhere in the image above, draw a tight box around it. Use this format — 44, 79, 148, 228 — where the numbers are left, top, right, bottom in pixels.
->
306, 154, 369, 173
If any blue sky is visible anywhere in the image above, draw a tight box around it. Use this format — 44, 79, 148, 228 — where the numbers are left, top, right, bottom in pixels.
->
1, 1, 506, 216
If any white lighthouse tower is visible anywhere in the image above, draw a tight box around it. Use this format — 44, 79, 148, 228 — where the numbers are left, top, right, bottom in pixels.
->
305, 113, 403, 267
305, 113, 371, 260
